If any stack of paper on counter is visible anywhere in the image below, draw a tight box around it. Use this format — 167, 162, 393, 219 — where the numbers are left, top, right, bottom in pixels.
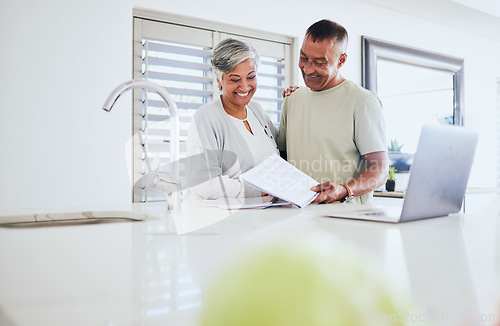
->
204, 196, 290, 210
240, 153, 319, 208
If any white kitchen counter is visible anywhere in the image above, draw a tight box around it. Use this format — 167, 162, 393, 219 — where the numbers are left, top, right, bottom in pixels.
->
0, 195, 499, 326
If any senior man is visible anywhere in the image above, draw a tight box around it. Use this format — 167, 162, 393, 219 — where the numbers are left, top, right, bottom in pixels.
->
278, 19, 389, 204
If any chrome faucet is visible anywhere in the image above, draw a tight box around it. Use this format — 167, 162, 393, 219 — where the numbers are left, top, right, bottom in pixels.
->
102, 79, 181, 210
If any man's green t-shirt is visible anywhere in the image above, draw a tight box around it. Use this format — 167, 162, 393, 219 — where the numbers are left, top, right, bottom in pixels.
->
278, 80, 387, 204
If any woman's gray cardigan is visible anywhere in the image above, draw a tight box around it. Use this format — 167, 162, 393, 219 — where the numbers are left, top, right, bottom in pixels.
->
185, 96, 279, 199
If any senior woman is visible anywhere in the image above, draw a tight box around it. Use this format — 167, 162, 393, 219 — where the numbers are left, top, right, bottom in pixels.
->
186, 38, 279, 199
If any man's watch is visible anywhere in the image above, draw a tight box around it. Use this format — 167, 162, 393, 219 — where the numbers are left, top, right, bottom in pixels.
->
341, 184, 355, 203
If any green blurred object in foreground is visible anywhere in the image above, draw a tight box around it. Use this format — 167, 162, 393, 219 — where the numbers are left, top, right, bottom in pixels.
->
201, 232, 410, 326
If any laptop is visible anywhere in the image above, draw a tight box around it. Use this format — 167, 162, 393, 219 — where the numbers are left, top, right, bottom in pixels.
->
325, 124, 478, 223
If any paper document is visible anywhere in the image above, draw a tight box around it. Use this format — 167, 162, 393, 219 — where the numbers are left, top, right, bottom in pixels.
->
205, 196, 290, 210
240, 154, 319, 208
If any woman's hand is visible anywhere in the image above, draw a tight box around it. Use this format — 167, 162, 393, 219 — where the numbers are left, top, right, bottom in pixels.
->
282, 85, 300, 98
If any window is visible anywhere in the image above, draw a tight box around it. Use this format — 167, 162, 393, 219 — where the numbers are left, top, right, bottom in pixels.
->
132, 11, 295, 202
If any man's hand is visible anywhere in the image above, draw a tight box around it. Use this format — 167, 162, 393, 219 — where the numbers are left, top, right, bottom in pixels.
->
282, 85, 301, 98
311, 181, 348, 204
309, 151, 389, 204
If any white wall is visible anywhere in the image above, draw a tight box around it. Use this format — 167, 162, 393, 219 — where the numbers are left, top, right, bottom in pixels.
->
1, 0, 499, 211
0, 0, 133, 210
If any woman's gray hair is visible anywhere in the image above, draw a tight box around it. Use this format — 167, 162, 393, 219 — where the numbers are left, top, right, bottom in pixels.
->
211, 38, 260, 81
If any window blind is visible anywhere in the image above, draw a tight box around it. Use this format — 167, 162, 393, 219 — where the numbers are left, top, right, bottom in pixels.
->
133, 16, 294, 202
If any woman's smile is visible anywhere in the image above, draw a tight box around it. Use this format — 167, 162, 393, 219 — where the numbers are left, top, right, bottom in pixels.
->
218, 59, 258, 113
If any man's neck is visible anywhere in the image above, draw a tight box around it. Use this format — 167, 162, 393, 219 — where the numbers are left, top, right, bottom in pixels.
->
312, 75, 345, 92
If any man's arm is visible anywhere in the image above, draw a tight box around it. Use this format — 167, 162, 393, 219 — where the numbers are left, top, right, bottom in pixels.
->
311, 151, 389, 203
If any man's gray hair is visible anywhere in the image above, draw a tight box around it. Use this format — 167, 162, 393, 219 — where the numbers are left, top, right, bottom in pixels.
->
211, 38, 260, 81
